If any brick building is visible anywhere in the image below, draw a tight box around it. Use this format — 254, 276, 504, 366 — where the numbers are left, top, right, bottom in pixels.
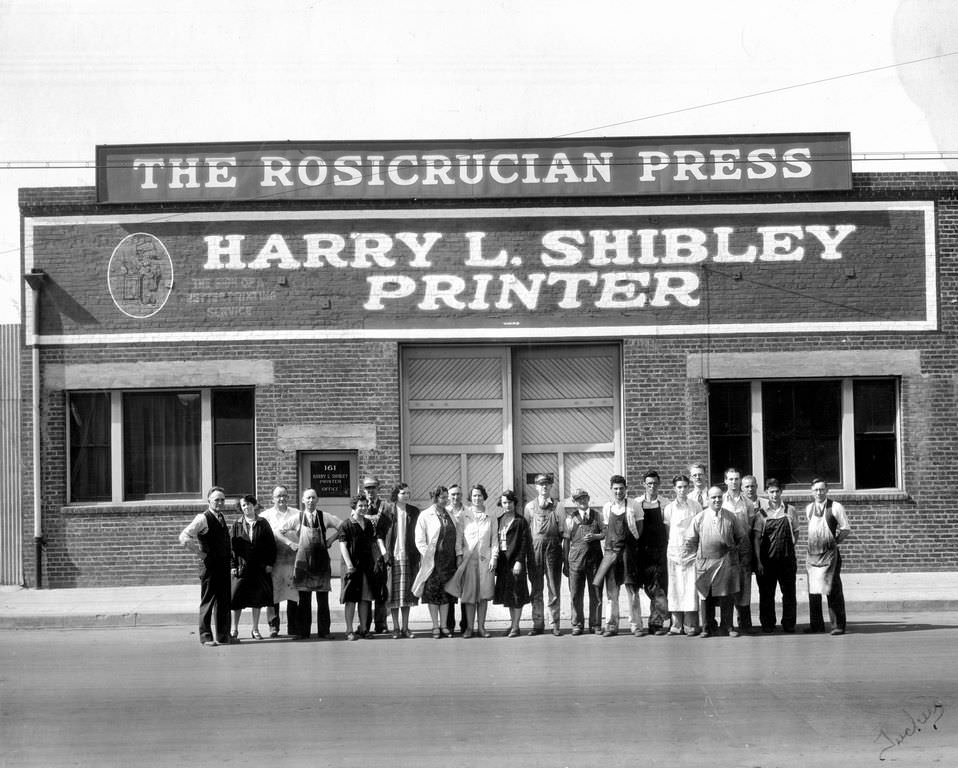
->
18, 135, 958, 587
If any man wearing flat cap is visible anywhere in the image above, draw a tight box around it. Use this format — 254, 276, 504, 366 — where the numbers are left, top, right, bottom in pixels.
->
524, 473, 565, 636
361, 476, 393, 634
563, 488, 604, 635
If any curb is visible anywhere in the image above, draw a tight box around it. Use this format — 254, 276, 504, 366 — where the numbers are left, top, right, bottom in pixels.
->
2, 599, 955, 630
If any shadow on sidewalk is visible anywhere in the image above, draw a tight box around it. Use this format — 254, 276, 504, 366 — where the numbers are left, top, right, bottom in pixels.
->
843, 620, 958, 634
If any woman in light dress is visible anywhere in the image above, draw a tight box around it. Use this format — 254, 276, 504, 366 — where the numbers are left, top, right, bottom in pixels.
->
412, 486, 464, 638
664, 474, 702, 636
446, 484, 498, 638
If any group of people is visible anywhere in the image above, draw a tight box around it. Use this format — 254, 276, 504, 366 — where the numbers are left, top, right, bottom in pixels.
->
178, 466, 851, 646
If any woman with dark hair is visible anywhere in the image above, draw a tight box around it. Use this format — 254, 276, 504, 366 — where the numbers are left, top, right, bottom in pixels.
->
492, 490, 536, 637
446, 484, 497, 638
229, 494, 276, 640
384, 482, 421, 638
413, 485, 463, 638
339, 495, 388, 640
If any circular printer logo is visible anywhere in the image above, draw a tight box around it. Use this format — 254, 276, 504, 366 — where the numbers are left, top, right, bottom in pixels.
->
107, 233, 174, 319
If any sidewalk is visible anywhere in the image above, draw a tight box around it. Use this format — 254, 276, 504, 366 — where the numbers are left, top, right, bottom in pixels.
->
1, 572, 956, 630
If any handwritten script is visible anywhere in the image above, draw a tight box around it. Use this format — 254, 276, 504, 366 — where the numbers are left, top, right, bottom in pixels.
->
875, 700, 944, 760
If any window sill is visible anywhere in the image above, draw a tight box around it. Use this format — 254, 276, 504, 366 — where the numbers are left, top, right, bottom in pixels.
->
782, 490, 910, 504
61, 499, 207, 516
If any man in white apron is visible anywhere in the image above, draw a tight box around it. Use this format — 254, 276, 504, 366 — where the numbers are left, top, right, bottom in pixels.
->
803, 479, 851, 635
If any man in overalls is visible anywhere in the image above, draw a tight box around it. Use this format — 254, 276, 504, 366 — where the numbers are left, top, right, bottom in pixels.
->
524, 473, 565, 636
752, 478, 799, 633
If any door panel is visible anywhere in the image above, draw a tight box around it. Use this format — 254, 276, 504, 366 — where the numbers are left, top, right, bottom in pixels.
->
515, 345, 620, 505
402, 347, 511, 509
402, 344, 620, 511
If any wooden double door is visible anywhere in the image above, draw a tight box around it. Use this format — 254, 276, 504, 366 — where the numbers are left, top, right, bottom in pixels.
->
401, 344, 622, 509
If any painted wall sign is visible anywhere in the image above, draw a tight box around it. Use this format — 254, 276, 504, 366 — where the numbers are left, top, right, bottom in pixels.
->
23, 202, 935, 344
96, 134, 852, 203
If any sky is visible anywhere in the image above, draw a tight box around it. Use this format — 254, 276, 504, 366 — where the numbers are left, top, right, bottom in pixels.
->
1, 0, 957, 326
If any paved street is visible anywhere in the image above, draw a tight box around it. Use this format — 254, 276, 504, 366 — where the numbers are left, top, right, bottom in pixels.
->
1, 613, 955, 767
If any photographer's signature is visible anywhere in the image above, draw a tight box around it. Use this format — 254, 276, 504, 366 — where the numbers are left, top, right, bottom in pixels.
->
875, 700, 944, 760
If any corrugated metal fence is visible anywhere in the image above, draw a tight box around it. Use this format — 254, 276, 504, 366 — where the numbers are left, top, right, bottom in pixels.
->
0, 324, 22, 584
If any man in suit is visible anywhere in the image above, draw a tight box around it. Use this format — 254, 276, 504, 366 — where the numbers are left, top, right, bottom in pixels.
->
563, 488, 604, 635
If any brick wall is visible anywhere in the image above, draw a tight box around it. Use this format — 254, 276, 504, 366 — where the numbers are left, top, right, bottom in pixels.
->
19, 176, 958, 585
21, 340, 401, 587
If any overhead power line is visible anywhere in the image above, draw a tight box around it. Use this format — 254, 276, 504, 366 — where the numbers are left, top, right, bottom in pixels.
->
553, 49, 958, 138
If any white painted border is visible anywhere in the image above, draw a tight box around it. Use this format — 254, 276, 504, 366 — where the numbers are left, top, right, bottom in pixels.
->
23, 201, 938, 346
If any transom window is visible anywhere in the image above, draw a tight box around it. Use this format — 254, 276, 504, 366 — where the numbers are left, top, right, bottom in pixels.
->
708, 378, 899, 491
68, 388, 255, 502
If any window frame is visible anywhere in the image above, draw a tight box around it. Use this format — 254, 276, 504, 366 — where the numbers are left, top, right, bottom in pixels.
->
66, 387, 255, 504
707, 376, 901, 493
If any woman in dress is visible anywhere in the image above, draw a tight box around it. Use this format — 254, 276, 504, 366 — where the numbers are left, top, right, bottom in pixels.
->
446, 484, 497, 638
384, 482, 421, 639
412, 485, 463, 638
492, 490, 536, 637
663, 475, 702, 636
339, 495, 388, 640
229, 494, 276, 640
